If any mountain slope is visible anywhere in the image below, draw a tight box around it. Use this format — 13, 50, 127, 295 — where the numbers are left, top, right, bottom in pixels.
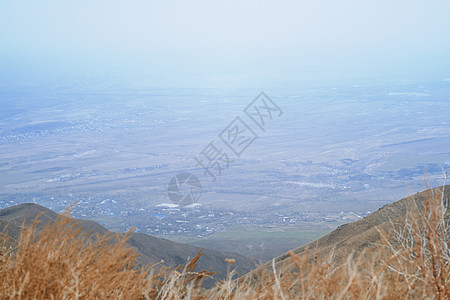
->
0, 203, 255, 285
244, 185, 450, 279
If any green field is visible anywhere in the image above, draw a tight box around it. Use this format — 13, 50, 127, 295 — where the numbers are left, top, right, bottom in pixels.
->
169, 224, 334, 262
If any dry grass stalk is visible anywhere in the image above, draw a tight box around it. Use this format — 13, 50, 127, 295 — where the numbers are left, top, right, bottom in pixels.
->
0, 186, 448, 299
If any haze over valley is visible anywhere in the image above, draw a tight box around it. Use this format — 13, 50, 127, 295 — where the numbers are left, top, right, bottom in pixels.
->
1, 79, 449, 259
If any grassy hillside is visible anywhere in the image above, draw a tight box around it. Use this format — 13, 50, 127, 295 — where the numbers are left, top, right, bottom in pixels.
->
244, 185, 449, 279
0, 185, 448, 298
0, 203, 254, 286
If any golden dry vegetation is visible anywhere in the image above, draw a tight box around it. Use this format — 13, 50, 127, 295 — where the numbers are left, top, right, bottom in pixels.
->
0, 186, 448, 299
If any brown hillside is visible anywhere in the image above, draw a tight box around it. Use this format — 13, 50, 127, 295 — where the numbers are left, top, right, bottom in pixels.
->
0, 203, 254, 286
244, 185, 450, 279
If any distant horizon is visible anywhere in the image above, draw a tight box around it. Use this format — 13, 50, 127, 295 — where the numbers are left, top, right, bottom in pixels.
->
2, 1, 450, 89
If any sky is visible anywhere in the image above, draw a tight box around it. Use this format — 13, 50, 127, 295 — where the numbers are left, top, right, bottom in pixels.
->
1, 0, 450, 88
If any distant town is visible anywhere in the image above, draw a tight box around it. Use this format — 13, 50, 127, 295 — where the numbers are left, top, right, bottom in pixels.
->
0, 195, 369, 238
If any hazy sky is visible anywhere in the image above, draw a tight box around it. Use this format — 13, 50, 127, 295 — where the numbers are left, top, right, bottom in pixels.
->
1, 0, 450, 87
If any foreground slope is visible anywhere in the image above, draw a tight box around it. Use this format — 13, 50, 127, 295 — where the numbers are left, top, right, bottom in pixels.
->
0, 203, 255, 283
0, 186, 448, 298
244, 185, 450, 278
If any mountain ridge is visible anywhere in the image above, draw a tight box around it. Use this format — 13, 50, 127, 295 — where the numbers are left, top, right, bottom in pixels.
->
241, 185, 450, 280
0, 202, 255, 286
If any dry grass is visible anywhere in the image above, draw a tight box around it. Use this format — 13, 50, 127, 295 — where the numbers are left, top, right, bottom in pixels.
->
0, 186, 448, 299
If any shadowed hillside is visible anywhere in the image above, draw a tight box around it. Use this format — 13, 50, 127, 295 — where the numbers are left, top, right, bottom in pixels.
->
243, 185, 450, 280
0, 203, 255, 286
0, 186, 448, 298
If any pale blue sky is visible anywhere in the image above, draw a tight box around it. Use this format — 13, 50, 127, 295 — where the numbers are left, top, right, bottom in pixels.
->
1, 0, 450, 87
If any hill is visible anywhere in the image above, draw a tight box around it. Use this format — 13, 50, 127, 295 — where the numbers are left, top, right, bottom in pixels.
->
244, 185, 450, 279
0, 186, 448, 298
0, 203, 255, 285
